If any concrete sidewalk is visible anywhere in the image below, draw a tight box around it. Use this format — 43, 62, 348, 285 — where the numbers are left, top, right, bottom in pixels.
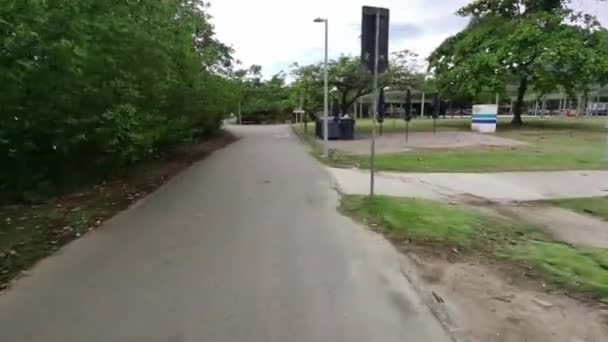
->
329, 168, 608, 202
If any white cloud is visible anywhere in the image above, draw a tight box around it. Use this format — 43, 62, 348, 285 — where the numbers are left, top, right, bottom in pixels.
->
208, 0, 607, 77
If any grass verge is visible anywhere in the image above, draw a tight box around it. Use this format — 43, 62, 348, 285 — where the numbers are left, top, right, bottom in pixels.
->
294, 117, 608, 172
542, 197, 608, 221
508, 241, 608, 298
341, 194, 608, 299
0, 131, 236, 290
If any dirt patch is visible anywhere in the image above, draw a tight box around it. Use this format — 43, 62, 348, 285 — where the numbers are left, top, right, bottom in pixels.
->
327, 131, 526, 154
403, 253, 608, 342
0, 131, 236, 291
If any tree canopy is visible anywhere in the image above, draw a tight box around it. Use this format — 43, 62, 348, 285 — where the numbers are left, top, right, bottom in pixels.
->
429, 0, 608, 124
291, 50, 423, 116
231, 65, 296, 123
0, 0, 237, 201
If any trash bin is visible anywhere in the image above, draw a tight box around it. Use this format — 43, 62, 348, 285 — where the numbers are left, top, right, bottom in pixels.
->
339, 118, 355, 140
316, 117, 341, 139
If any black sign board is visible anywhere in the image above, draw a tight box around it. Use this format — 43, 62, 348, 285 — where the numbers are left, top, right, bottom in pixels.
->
361, 6, 390, 74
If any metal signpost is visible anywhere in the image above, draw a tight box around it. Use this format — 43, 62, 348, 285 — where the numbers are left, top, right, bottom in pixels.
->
405, 88, 412, 142
362, 6, 389, 196
432, 94, 440, 135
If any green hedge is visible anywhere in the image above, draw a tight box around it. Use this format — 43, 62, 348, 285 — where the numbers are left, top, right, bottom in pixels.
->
0, 0, 236, 201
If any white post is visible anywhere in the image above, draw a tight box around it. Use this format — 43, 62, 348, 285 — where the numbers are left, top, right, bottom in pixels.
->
420, 92, 426, 117
594, 95, 599, 116
541, 98, 546, 117
322, 20, 329, 156
299, 91, 304, 124
360, 100, 363, 119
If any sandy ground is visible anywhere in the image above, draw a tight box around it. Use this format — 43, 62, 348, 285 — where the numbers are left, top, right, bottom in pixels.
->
330, 168, 608, 202
327, 132, 526, 154
401, 252, 608, 342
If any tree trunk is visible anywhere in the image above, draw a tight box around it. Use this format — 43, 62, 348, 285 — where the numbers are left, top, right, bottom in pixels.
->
512, 76, 527, 126
341, 91, 368, 117
340, 92, 349, 116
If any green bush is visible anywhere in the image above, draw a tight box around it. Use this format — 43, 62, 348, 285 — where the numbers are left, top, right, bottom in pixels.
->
0, 0, 236, 202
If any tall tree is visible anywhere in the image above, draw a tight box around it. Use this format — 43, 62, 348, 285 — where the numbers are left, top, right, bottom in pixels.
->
292, 50, 420, 115
234, 66, 296, 123
290, 63, 324, 121
429, 0, 608, 125
0, 0, 236, 201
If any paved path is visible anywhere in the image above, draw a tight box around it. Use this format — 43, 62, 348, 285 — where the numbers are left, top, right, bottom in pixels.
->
0, 125, 450, 342
330, 168, 608, 202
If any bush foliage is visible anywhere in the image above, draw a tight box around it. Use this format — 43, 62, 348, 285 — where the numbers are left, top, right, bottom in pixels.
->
0, 0, 237, 201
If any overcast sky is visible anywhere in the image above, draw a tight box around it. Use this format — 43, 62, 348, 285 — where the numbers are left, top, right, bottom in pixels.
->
209, 0, 607, 77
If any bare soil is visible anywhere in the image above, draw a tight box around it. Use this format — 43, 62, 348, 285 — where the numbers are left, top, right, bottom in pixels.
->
327, 132, 526, 154
404, 252, 608, 342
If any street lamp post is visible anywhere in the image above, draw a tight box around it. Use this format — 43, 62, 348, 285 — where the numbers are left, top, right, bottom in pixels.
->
314, 17, 329, 157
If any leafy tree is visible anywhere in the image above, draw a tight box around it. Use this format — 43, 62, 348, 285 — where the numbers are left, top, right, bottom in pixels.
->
234, 66, 296, 123
291, 50, 420, 115
290, 63, 324, 122
429, 0, 608, 125
0, 0, 236, 201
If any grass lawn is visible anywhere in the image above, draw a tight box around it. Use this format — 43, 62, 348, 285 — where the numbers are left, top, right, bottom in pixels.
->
341, 194, 608, 298
542, 197, 608, 221
294, 116, 608, 172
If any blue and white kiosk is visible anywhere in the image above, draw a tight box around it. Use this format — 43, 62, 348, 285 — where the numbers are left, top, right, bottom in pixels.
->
472, 104, 498, 133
